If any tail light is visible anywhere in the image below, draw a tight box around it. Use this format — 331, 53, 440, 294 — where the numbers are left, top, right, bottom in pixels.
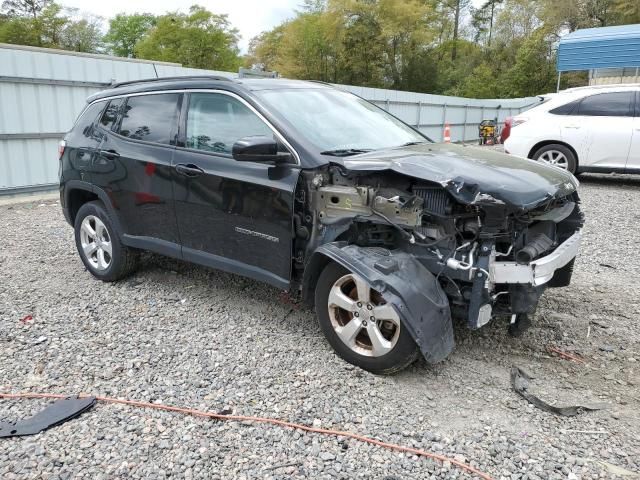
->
58, 140, 66, 159
501, 117, 512, 143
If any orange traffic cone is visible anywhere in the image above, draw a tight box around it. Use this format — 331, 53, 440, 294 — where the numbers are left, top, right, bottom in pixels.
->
443, 122, 451, 143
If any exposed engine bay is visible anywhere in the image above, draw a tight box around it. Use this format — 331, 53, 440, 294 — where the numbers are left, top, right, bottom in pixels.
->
294, 164, 584, 362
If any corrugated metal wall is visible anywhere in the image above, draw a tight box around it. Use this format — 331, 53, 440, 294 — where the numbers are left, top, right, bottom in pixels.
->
0, 43, 539, 195
589, 67, 640, 85
558, 24, 640, 72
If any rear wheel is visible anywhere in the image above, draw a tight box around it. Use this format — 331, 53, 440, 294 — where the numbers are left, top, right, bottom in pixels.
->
315, 262, 419, 374
532, 144, 577, 174
74, 201, 138, 282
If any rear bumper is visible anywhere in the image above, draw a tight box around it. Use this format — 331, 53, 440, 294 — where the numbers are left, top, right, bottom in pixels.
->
490, 230, 582, 286
503, 136, 532, 159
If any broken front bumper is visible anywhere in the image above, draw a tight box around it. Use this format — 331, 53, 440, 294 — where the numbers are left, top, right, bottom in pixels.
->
490, 230, 582, 286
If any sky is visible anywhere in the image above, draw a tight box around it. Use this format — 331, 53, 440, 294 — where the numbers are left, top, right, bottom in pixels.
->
61, 0, 486, 53
61, 0, 301, 53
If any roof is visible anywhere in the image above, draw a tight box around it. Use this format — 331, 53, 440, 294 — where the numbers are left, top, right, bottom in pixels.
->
557, 23, 640, 72
87, 76, 329, 103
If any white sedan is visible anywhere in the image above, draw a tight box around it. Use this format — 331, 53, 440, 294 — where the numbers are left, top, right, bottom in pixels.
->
504, 85, 640, 174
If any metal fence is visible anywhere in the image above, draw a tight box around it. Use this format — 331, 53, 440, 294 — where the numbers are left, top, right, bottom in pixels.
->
0, 43, 540, 195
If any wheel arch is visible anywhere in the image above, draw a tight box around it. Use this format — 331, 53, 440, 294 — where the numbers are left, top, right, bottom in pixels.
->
64, 181, 123, 234
303, 242, 454, 364
528, 140, 580, 169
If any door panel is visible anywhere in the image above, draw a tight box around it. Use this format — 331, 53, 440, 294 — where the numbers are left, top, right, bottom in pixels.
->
628, 116, 640, 170
172, 149, 299, 284
559, 119, 591, 163
93, 134, 179, 242
582, 117, 632, 168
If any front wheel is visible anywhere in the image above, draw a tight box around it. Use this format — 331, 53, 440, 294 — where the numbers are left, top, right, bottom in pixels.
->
532, 144, 577, 174
315, 262, 419, 374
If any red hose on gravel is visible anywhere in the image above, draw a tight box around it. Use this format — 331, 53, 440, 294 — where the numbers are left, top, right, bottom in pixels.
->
0, 392, 495, 480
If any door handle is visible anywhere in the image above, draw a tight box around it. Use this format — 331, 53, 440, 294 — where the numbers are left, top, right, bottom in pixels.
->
175, 163, 204, 177
564, 125, 581, 129
98, 149, 120, 159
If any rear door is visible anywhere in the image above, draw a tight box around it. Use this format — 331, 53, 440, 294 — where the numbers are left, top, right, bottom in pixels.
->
564, 91, 634, 169
172, 91, 300, 288
92, 93, 182, 249
627, 91, 640, 171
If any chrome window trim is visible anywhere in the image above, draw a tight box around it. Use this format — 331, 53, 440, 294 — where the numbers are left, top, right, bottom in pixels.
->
86, 89, 301, 165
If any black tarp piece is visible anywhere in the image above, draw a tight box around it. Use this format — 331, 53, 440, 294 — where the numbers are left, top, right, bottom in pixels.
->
0, 396, 96, 438
510, 366, 605, 417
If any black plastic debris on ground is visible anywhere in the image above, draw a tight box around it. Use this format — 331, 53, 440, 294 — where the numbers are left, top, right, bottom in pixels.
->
510, 366, 605, 416
0, 396, 96, 438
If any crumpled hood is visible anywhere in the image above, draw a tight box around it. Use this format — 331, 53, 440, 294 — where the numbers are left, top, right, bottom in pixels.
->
335, 143, 579, 210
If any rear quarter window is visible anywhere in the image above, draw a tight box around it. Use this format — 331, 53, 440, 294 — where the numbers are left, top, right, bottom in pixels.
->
549, 99, 581, 115
73, 101, 106, 137
99, 98, 124, 131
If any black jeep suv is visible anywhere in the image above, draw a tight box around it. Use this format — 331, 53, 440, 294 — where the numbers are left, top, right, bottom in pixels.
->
60, 76, 584, 374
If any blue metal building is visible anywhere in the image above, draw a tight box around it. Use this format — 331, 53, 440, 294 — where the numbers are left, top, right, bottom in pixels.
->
557, 24, 640, 87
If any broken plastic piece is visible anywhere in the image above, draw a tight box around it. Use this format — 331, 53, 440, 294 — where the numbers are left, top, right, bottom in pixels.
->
510, 366, 604, 416
0, 396, 96, 438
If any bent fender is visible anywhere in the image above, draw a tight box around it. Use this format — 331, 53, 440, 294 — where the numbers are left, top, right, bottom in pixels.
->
311, 243, 454, 363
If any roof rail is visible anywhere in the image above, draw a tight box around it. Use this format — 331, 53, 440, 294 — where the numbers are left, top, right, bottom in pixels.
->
110, 75, 234, 89
562, 82, 640, 92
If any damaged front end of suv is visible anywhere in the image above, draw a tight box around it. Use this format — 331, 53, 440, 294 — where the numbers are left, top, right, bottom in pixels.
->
296, 143, 583, 366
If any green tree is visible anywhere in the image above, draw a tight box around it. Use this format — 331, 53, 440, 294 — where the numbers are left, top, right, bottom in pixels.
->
502, 28, 556, 97
135, 5, 241, 70
1, 0, 50, 18
614, 0, 640, 23
0, 15, 39, 44
61, 15, 103, 52
457, 62, 500, 98
35, 2, 67, 47
104, 13, 155, 58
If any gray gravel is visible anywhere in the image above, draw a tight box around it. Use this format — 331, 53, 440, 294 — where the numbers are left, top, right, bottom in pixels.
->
1, 173, 639, 479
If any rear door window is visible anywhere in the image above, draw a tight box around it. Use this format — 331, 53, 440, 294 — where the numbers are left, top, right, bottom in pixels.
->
576, 92, 634, 117
118, 93, 181, 144
185, 93, 274, 154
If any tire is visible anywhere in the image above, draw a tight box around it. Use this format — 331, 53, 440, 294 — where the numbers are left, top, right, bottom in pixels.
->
531, 144, 577, 174
74, 200, 138, 282
315, 262, 419, 375
508, 314, 532, 338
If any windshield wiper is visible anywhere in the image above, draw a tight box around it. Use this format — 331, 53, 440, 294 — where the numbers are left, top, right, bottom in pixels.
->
400, 141, 428, 146
320, 148, 373, 157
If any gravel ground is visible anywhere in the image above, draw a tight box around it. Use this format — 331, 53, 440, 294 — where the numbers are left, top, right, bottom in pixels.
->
1, 173, 639, 480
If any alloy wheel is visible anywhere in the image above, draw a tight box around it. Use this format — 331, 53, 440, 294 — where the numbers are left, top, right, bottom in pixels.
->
79, 215, 112, 271
538, 150, 569, 170
327, 274, 401, 357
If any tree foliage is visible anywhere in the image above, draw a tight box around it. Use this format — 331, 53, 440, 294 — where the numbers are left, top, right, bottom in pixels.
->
249, 0, 640, 98
1, 0, 639, 97
104, 13, 156, 58
134, 6, 241, 70
0, 0, 103, 52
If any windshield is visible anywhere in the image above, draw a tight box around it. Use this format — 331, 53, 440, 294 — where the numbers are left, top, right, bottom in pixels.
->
255, 88, 428, 154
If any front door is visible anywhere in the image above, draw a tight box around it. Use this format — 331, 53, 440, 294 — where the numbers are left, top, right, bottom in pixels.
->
172, 91, 300, 288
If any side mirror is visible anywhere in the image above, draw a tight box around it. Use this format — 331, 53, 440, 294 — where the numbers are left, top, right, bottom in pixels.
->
232, 136, 292, 164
